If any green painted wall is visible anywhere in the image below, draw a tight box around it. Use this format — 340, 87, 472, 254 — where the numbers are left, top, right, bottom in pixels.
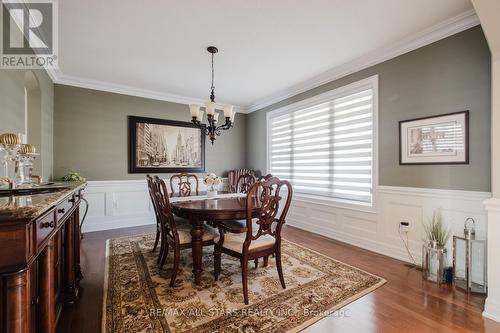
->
246, 26, 492, 192
53, 85, 247, 180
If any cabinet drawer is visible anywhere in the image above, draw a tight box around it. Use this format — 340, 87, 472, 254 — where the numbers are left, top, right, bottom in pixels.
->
36, 209, 56, 248
56, 195, 74, 221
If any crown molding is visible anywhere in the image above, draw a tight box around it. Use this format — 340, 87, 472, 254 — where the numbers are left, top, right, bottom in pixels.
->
44, 9, 478, 115
51, 73, 247, 113
244, 9, 480, 113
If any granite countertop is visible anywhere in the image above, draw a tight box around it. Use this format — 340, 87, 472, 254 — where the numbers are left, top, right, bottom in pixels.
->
0, 182, 86, 223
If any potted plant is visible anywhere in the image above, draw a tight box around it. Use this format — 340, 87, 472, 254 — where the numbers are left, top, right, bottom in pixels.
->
204, 173, 222, 198
422, 210, 450, 283
423, 210, 450, 249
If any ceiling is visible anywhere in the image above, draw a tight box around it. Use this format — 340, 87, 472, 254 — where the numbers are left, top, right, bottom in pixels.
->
56, 0, 475, 111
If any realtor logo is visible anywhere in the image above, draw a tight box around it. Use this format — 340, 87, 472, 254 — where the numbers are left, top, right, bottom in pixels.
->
1, 0, 58, 69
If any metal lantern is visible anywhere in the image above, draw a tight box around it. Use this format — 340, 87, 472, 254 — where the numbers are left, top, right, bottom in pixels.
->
452, 218, 487, 294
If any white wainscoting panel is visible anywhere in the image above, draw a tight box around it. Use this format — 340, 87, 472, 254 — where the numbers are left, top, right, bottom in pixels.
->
81, 181, 490, 274
81, 179, 229, 233
287, 186, 491, 268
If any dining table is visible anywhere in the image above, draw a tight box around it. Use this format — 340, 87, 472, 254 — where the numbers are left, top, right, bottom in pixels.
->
170, 192, 259, 285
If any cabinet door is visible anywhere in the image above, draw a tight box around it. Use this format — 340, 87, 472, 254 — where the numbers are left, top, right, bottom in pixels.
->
53, 227, 64, 321
28, 260, 39, 333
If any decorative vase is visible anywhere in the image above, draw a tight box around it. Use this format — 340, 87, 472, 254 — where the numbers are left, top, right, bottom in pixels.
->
422, 242, 447, 284
207, 186, 217, 198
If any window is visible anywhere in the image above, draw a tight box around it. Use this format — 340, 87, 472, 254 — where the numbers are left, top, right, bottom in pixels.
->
266, 76, 378, 206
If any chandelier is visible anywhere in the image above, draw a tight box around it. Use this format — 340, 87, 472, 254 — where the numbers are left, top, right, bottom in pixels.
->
189, 46, 235, 145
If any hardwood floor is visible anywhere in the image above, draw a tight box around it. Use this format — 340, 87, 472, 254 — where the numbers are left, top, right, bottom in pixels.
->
57, 224, 500, 333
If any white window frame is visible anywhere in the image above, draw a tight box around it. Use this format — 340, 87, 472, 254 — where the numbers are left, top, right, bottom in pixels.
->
266, 75, 379, 213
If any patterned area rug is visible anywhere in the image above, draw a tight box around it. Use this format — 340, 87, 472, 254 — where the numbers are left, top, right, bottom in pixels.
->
102, 234, 385, 333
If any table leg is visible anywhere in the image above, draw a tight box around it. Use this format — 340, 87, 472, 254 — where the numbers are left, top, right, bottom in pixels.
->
190, 214, 204, 285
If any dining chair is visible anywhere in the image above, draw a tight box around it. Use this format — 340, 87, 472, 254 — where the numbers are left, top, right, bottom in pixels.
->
214, 177, 293, 304
236, 173, 256, 193
151, 176, 219, 287
216, 173, 257, 234
218, 173, 258, 235
169, 173, 199, 197
146, 175, 162, 256
257, 173, 273, 181
228, 169, 255, 192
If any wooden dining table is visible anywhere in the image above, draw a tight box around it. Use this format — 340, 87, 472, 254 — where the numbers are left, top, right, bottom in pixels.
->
170, 192, 259, 285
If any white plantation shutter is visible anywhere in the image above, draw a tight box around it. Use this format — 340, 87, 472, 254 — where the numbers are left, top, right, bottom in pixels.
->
268, 80, 376, 205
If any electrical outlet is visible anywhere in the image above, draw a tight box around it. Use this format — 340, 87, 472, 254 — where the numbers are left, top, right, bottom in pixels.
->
400, 221, 410, 233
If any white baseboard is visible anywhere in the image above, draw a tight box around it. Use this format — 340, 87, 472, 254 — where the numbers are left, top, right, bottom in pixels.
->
287, 185, 490, 272
83, 216, 155, 233
287, 218, 416, 264
484, 298, 500, 323
483, 199, 500, 323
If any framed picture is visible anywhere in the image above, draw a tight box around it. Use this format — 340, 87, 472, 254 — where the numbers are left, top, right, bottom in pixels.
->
128, 116, 205, 173
399, 111, 469, 165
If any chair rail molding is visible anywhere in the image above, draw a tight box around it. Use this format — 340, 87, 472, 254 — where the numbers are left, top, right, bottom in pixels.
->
81, 178, 229, 233
288, 185, 490, 267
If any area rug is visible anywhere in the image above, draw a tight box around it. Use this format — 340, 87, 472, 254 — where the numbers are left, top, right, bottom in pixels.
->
102, 234, 386, 333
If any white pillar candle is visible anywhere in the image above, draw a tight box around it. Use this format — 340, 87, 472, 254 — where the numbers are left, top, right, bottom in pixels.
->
213, 112, 220, 123
19, 133, 27, 144
198, 110, 204, 122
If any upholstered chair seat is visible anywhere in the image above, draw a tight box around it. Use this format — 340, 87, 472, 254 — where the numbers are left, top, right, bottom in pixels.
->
176, 222, 219, 244
148, 175, 217, 287
214, 177, 293, 304
214, 231, 275, 253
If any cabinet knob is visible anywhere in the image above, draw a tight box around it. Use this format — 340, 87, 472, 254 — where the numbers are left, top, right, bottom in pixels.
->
31, 297, 39, 305
41, 221, 54, 228
57, 208, 65, 214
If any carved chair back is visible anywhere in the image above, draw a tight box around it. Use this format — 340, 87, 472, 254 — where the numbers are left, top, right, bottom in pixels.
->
236, 173, 256, 193
244, 177, 293, 250
257, 173, 273, 182
146, 175, 159, 220
169, 173, 199, 197
228, 168, 255, 192
152, 176, 179, 242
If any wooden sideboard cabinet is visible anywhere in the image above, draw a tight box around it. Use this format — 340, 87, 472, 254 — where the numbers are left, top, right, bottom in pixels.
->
0, 183, 86, 333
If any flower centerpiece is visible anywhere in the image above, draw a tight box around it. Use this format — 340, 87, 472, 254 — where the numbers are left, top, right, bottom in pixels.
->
61, 171, 86, 182
204, 173, 222, 198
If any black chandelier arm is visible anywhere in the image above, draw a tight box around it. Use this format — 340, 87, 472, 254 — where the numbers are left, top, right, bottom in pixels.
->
191, 113, 232, 145
215, 120, 233, 131
191, 118, 203, 129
